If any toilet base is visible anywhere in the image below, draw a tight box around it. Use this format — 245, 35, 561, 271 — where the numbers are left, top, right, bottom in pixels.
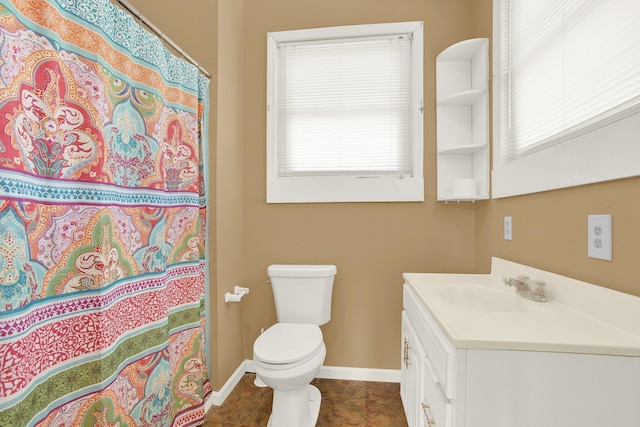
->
267, 384, 322, 427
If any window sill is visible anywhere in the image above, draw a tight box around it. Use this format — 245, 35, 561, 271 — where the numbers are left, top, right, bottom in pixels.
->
267, 176, 424, 203
492, 111, 640, 198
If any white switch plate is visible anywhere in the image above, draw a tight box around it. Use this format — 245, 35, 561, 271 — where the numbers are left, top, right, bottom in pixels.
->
588, 214, 612, 261
504, 216, 512, 240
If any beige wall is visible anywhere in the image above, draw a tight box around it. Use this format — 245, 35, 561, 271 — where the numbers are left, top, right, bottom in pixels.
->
215, 0, 246, 389
242, 0, 479, 370
474, 178, 640, 297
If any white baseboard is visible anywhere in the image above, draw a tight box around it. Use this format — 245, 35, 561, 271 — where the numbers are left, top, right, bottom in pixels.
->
317, 365, 401, 383
205, 361, 247, 409
245, 359, 400, 383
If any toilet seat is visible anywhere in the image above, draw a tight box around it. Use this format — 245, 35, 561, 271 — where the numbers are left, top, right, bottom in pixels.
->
254, 323, 323, 369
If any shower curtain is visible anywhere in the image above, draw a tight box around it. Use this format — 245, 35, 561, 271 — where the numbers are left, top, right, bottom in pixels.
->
0, 0, 210, 426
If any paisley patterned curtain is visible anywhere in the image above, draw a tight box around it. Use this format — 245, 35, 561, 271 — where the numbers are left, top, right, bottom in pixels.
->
0, 0, 210, 426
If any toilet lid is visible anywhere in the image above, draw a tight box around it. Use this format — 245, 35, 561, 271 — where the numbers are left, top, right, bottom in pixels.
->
253, 323, 323, 365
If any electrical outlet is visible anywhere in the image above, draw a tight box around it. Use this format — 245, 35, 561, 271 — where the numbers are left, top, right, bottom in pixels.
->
504, 216, 512, 240
588, 214, 612, 261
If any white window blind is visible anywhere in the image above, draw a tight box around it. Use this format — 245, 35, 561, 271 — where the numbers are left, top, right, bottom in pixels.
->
276, 36, 412, 176
267, 22, 424, 203
498, 0, 640, 164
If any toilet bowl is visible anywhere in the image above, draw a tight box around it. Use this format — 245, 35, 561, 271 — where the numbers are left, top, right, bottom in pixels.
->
253, 323, 326, 427
253, 264, 336, 427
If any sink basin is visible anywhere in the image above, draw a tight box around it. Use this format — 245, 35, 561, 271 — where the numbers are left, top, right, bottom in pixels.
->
436, 285, 528, 312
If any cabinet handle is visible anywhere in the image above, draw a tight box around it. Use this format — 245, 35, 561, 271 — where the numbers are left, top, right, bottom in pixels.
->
403, 338, 406, 363
403, 338, 412, 368
421, 402, 436, 426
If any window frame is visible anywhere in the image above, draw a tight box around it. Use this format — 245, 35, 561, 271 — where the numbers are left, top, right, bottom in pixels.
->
266, 21, 424, 204
492, 0, 640, 199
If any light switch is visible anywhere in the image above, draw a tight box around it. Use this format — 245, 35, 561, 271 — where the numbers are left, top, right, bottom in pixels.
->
504, 216, 512, 241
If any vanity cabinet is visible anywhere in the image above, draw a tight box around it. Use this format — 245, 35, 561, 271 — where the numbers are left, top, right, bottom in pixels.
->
401, 282, 640, 427
436, 38, 489, 202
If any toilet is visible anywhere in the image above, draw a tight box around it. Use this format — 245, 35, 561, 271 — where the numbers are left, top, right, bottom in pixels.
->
253, 264, 337, 427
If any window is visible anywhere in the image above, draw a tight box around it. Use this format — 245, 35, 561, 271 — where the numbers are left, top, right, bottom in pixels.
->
493, 0, 640, 198
266, 22, 424, 203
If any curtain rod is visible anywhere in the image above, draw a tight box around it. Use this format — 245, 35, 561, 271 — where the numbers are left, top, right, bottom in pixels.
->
114, 0, 212, 78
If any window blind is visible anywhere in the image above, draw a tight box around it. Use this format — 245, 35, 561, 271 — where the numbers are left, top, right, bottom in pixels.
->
500, 0, 640, 164
275, 35, 413, 177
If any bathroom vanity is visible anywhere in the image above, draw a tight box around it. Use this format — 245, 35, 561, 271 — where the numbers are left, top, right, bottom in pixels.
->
401, 258, 640, 427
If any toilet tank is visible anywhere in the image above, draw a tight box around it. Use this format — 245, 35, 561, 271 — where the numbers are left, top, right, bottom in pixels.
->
268, 264, 336, 325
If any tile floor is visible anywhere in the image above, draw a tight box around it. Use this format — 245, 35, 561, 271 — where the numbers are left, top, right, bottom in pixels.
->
204, 373, 408, 427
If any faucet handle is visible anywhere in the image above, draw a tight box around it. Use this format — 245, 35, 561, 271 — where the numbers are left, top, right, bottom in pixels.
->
531, 280, 547, 300
516, 275, 530, 284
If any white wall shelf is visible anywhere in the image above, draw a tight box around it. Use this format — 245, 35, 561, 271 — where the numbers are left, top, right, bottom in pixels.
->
438, 196, 480, 204
436, 38, 489, 202
437, 144, 486, 155
438, 89, 485, 106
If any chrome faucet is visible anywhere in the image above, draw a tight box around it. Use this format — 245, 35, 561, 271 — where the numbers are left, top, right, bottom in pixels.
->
503, 275, 547, 302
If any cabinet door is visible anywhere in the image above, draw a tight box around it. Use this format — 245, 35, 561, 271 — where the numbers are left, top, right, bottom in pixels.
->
422, 358, 454, 427
401, 311, 424, 427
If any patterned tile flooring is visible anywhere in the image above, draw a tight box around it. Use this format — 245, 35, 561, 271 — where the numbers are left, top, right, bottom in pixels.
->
204, 373, 409, 426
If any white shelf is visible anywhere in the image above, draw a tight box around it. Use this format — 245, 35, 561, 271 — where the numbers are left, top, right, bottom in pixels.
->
436, 38, 489, 203
436, 37, 488, 61
438, 144, 487, 155
439, 194, 487, 203
438, 89, 485, 106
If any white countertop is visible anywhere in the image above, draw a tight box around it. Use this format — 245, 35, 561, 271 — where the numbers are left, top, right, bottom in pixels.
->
403, 258, 640, 356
